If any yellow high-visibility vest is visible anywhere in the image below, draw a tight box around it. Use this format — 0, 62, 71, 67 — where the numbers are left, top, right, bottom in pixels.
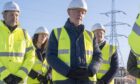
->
0, 21, 35, 81
52, 27, 96, 81
97, 43, 116, 84
27, 55, 49, 84
128, 14, 140, 84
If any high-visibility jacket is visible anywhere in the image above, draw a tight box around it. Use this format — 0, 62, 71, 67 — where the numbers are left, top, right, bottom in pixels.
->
52, 27, 96, 81
27, 53, 49, 84
97, 43, 116, 84
128, 14, 140, 84
0, 21, 35, 81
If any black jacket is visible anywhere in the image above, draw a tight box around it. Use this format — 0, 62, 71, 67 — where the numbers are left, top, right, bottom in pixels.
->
127, 50, 140, 78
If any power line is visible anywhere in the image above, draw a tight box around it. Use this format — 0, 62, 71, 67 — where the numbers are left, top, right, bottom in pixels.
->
100, 0, 130, 67
100, 0, 132, 83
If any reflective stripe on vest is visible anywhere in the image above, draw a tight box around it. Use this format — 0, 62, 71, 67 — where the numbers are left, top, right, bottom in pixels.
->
52, 27, 96, 81
0, 46, 33, 57
26, 47, 34, 52
0, 52, 24, 57
0, 66, 6, 73
20, 67, 28, 75
58, 49, 69, 54
58, 49, 93, 56
97, 43, 116, 80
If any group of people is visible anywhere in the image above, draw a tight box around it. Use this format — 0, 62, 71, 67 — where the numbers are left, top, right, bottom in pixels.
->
0, 0, 140, 84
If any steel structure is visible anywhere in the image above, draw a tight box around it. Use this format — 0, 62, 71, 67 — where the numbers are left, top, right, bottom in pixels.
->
100, 0, 130, 67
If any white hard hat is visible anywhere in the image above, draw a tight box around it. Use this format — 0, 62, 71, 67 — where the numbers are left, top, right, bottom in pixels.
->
68, 0, 87, 11
35, 26, 49, 35
91, 23, 106, 32
3, 1, 20, 12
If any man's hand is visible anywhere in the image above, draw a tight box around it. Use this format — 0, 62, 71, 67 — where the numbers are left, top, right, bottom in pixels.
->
67, 67, 90, 80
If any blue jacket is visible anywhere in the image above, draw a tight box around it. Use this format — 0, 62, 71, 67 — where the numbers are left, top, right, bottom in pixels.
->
98, 41, 118, 84
46, 19, 102, 84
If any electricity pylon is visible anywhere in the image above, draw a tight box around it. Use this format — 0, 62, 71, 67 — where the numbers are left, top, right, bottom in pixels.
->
100, 0, 130, 67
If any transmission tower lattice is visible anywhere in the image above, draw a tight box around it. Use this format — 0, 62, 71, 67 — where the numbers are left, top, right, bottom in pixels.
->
100, 0, 130, 67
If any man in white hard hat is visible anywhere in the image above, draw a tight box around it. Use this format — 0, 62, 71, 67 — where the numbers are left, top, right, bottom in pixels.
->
47, 0, 102, 84
91, 23, 118, 84
0, 1, 35, 84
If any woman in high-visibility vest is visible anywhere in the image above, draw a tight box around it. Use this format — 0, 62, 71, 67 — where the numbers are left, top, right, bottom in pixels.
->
27, 26, 52, 84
